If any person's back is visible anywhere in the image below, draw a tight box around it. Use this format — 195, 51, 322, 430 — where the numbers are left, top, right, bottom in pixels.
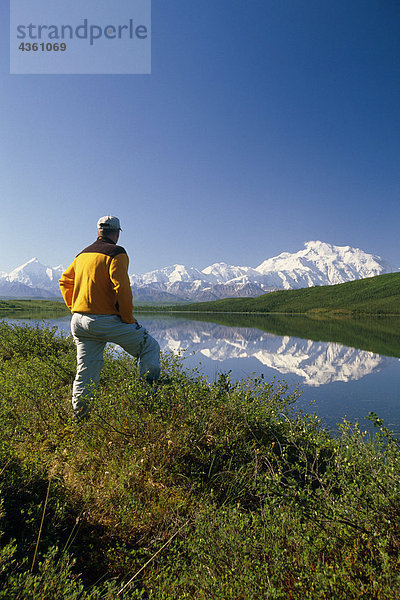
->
60, 234, 134, 323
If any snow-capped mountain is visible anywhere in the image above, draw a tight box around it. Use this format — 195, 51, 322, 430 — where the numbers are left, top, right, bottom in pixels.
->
130, 264, 214, 286
0, 241, 397, 300
0, 258, 64, 298
254, 241, 395, 289
130, 241, 397, 301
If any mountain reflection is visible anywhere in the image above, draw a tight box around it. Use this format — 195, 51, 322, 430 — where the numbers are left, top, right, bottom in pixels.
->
142, 317, 388, 387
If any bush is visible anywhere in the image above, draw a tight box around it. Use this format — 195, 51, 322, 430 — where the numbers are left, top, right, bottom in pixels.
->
0, 323, 399, 598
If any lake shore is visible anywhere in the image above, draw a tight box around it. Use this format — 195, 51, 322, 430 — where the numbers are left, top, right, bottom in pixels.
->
1, 322, 399, 598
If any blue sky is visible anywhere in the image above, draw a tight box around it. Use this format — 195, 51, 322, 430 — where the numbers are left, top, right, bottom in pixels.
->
1, 0, 399, 273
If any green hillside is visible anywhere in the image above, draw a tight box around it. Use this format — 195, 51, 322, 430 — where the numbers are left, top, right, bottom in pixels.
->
145, 272, 400, 315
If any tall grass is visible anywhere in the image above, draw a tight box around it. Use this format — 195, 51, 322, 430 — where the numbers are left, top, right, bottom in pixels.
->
0, 322, 399, 598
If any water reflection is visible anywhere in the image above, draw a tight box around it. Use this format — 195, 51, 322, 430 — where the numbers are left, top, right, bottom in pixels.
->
142, 317, 390, 387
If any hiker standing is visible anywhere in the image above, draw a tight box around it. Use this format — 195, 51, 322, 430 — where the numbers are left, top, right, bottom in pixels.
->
59, 215, 160, 420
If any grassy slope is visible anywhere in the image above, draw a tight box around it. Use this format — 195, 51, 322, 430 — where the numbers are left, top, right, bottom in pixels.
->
137, 272, 400, 315
0, 323, 399, 599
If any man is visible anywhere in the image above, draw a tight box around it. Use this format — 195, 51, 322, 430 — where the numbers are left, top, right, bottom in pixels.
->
59, 215, 160, 420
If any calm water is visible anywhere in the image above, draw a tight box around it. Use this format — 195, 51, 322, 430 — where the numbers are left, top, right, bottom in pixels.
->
3, 313, 400, 434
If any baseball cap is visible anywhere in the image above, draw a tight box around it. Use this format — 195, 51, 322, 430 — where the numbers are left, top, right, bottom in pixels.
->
97, 215, 122, 231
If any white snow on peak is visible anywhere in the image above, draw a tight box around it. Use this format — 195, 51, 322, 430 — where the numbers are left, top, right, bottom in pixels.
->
254, 240, 396, 289
202, 262, 260, 284
137, 264, 213, 286
130, 241, 397, 292
3, 258, 65, 294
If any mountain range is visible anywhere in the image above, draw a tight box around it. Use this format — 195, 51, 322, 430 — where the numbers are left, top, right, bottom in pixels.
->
0, 241, 397, 302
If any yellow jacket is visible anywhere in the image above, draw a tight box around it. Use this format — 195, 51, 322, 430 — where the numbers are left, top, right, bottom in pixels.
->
59, 237, 136, 324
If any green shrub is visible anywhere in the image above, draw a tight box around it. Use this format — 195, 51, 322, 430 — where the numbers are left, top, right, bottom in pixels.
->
0, 324, 399, 598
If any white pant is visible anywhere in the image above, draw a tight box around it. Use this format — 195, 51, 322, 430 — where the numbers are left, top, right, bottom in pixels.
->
71, 313, 160, 417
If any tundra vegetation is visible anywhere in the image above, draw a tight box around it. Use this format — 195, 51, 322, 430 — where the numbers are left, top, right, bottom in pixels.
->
0, 322, 399, 599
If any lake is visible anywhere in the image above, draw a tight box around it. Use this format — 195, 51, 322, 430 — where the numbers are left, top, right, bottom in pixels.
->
3, 312, 400, 434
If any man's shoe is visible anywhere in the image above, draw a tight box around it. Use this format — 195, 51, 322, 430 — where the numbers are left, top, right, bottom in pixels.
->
73, 408, 90, 424
157, 375, 173, 385
145, 375, 173, 386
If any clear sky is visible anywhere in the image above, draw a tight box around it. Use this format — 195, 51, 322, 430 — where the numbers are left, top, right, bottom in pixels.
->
1, 0, 399, 274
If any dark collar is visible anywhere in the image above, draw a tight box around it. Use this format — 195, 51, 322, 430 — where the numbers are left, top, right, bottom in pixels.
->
97, 235, 116, 245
